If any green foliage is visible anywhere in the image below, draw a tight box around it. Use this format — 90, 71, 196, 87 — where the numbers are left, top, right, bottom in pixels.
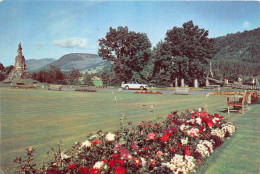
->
213, 28, 260, 63
0, 63, 14, 81
66, 68, 81, 85
152, 21, 215, 86
83, 72, 94, 86
32, 65, 66, 84
98, 26, 152, 83
211, 60, 260, 80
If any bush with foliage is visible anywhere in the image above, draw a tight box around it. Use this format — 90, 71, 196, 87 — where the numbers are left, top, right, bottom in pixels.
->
14, 109, 235, 174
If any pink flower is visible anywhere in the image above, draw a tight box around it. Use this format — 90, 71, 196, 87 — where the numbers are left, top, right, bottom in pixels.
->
156, 151, 163, 157
148, 133, 156, 140
120, 148, 131, 160
114, 144, 121, 151
139, 122, 144, 126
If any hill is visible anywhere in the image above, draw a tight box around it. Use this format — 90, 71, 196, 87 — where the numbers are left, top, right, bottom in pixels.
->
39, 53, 106, 72
213, 28, 260, 63
26, 58, 56, 72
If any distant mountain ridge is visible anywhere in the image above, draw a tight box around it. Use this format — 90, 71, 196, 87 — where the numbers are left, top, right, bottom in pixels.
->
213, 28, 260, 63
39, 53, 106, 72
26, 58, 56, 72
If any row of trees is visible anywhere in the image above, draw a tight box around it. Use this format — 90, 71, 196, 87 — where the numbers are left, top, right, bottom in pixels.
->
98, 21, 216, 86
30, 65, 94, 85
0, 63, 14, 82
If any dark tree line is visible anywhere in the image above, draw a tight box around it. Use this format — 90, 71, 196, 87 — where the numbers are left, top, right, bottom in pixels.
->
98, 21, 216, 86
31, 65, 93, 85
0, 63, 14, 82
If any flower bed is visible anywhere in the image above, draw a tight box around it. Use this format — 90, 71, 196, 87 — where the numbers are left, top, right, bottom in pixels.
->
134, 90, 163, 94
14, 110, 235, 174
210, 91, 244, 95
75, 88, 97, 92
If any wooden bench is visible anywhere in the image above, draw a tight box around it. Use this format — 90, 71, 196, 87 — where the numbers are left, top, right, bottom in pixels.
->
174, 87, 190, 95
227, 91, 250, 114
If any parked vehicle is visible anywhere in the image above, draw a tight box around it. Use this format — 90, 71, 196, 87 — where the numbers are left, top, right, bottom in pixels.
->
121, 82, 148, 90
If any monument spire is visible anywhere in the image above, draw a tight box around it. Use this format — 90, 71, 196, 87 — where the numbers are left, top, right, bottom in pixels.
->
4, 43, 30, 82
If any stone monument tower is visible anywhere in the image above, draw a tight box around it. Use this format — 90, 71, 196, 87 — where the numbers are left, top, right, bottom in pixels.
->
5, 43, 30, 81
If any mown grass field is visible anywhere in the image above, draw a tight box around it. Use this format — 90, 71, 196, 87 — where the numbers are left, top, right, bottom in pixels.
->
1, 88, 259, 173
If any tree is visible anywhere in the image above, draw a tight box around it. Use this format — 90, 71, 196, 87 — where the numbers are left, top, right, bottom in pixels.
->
83, 72, 94, 86
98, 26, 152, 83
67, 69, 81, 85
4, 65, 14, 75
0, 63, 4, 71
154, 21, 216, 85
46, 65, 66, 84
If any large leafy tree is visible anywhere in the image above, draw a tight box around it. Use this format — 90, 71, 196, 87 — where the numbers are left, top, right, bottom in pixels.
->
67, 68, 81, 85
154, 21, 216, 86
98, 26, 152, 83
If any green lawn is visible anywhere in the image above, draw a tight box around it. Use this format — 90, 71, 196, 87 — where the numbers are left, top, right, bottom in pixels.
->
0, 88, 259, 173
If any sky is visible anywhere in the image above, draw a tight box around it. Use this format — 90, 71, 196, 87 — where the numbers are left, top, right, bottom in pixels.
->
0, 1, 259, 66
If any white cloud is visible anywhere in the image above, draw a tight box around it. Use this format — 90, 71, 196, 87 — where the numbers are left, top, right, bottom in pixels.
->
242, 21, 250, 29
53, 37, 87, 49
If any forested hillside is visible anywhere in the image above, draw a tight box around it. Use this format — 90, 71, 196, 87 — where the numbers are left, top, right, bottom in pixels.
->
213, 28, 260, 63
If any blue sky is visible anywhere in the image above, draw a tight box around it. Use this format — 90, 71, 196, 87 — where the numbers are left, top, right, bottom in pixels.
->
0, 1, 259, 66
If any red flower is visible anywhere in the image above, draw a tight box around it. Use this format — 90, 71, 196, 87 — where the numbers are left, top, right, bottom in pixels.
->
90, 168, 100, 174
207, 119, 213, 128
185, 145, 190, 156
144, 146, 149, 150
114, 166, 127, 174
171, 147, 176, 152
161, 135, 169, 142
113, 154, 120, 159
168, 114, 173, 118
186, 110, 189, 112
167, 132, 172, 137
116, 159, 124, 166
170, 127, 178, 134
134, 158, 141, 166
93, 140, 101, 145
67, 163, 77, 170
199, 126, 205, 134
214, 113, 219, 118
177, 142, 182, 148
103, 159, 108, 163
78, 167, 90, 174
202, 111, 207, 116
108, 160, 116, 168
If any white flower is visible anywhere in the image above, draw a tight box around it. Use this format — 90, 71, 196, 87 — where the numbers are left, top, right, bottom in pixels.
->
221, 123, 236, 136
93, 161, 104, 169
211, 128, 225, 139
81, 140, 92, 148
198, 108, 202, 112
187, 128, 199, 137
140, 157, 147, 167
105, 132, 116, 142
90, 134, 98, 139
61, 152, 71, 160
196, 117, 202, 125
163, 154, 196, 173
181, 137, 188, 145
180, 124, 186, 131
196, 140, 213, 158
